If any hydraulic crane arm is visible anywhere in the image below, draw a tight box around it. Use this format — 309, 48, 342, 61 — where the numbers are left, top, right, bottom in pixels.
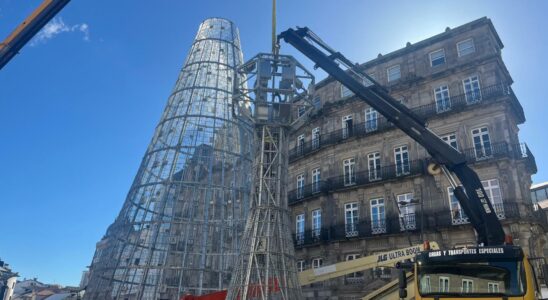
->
181, 242, 440, 299
0, 0, 71, 70
298, 242, 438, 285
278, 27, 506, 246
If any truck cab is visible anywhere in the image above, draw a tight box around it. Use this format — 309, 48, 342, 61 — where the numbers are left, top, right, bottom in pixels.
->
414, 246, 535, 300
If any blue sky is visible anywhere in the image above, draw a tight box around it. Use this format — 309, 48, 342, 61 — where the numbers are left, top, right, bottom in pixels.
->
1, 0, 547, 287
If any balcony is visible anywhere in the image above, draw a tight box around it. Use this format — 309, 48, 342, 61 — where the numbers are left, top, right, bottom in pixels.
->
288, 181, 328, 204
517, 143, 537, 173
288, 141, 535, 207
293, 213, 420, 248
290, 83, 513, 162
371, 220, 387, 234
400, 213, 417, 231
292, 201, 524, 248
431, 201, 520, 228
344, 276, 365, 285
288, 160, 424, 206
293, 228, 330, 247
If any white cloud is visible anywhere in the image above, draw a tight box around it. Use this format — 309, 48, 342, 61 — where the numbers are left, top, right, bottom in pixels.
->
31, 17, 90, 46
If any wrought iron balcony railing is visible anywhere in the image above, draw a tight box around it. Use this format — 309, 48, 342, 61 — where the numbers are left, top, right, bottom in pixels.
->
292, 201, 527, 248
288, 160, 424, 206
290, 83, 513, 162
288, 141, 536, 206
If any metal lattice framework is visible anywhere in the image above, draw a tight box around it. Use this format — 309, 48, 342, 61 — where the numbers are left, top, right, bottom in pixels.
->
227, 53, 314, 300
84, 18, 253, 300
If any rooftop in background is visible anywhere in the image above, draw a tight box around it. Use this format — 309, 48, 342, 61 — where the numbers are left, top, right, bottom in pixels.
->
531, 182, 548, 190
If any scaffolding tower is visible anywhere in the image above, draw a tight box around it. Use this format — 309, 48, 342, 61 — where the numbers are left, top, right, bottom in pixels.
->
227, 53, 315, 300
84, 18, 253, 300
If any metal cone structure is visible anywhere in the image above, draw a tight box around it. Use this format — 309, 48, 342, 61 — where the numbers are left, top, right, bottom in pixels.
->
227, 53, 314, 300
84, 18, 253, 300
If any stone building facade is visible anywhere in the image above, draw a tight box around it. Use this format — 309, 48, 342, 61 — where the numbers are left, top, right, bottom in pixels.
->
287, 17, 546, 299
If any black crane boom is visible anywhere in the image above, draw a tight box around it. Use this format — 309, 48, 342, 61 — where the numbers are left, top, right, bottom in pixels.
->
278, 27, 506, 246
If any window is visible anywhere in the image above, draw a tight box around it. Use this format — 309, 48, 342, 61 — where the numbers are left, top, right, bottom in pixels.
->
471, 127, 492, 158
312, 209, 321, 237
457, 38, 475, 57
487, 282, 500, 293
342, 115, 353, 138
463, 75, 481, 103
372, 267, 391, 279
371, 198, 386, 234
297, 174, 305, 199
441, 133, 458, 150
313, 96, 321, 109
368, 152, 381, 181
387, 65, 401, 82
421, 276, 432, 293
448, 187, 468, 224
535, 188, 548, 202
364, 73, 377, 86
434, 85, 451, 112
397, 193, 416, 230
312, 168, 321, 193
295, 214, 305, 243
345, 202, 359, 237
365, 108, 378, 132
312, 258, 323, 269
341, 84, 354, 98
297, 260, 305, 272
394, 145, 410, 176
462, 279, 474, 293
343, 158, 356, 185
430, 49, 446, 66
298, 106, 306, 117
482, 179, 504, 217
312, 127, 320, 149
346, 254, 364, 279
439, 276, 450, 292
297, 134, 305, 155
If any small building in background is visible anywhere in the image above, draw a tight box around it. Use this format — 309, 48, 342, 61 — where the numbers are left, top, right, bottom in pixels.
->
532, 182, 548, 209
0, 259, 18, 300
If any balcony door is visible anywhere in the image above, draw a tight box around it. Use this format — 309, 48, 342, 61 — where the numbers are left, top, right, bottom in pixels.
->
448, 187, 468, 224
297, 174, 305, 199
343, 158, 356, 186
297, 134, 305, 155
368, 152, 381, 181
434, 85, 451, 113
482, 179, 504, 218
312, 127, 320, 149
312, 209, 321, 238
365, 108, 378, 132
295, 214, 305, 244
342, 115, 353, 138
312, 168, 321, 193
394, 145, 410, 176
370, 198, 386, 234
463, 75, 481, 103
345, 202, 358, 237
397, 193, 416, 230
471, 127, 492, 159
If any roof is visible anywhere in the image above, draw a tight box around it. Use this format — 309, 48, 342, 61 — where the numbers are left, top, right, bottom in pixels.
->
531, 182, 548, 190
537, 200, 548, 210
315, 17, 502, 89
44, 293, 72, 300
